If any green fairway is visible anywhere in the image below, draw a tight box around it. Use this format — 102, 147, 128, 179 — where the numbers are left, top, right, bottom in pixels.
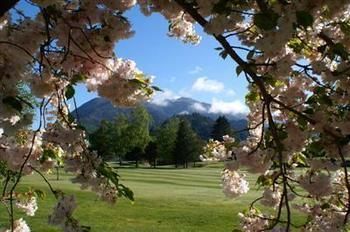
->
0, 166, 305, 231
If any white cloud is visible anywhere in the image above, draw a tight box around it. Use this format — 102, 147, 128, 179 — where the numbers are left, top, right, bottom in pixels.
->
209, 98, 248, 115
226, 89, 236, 96
178, 88, 192, 98
178, 111, 190, 115
189, 66, 203, 74
191, 102, 207, 112
192, 77, 225, 93
151, 89, 179, 106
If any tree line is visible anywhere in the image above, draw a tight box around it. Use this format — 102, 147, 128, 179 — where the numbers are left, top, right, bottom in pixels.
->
88, 106, 235, 168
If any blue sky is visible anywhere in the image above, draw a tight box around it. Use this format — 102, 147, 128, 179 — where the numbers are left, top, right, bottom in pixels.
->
18, 2, 249, 115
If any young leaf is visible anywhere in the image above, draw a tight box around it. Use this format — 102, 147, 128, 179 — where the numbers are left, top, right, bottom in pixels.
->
296, 11, 314, 28
65, 85, 75, 100
2, 96, 23, 112
71, 74, 86, 85
151, 85, 163, 92
246, 50, 255, 60
236, 66, 243, 76
219, 50, 228, 59
253, 11, 279, 30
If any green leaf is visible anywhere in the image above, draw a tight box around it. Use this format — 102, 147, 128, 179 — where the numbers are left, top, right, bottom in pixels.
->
340, 21, 350, 35
297, 116, 308, 130
278, 129, 288, 140
303, 108, 314, 115
263, 74, 276, 86
71, 74, 86, 85
219, 50, 228, 59
33, 189, 46, 200
331, 43, 348, 60
253, 11, 279, 30
236, 66, 243, 76
245, 91, 259, 103
118, 184, 134, 202
129, 78, 146, 86
67, 113, 76, 124
256, 175, 273, 187
288, 38, 305, 53
151, 85, 162, 92
65, 85, 75, 100
2, 96, 23, 112
321, 202, 331, 209
317, 44, 327, 54
246, 50, 255, 60
296, 11, 314, 28
212, 0, 231, 14
319, 94, 333, 106
295, 153, 307, 166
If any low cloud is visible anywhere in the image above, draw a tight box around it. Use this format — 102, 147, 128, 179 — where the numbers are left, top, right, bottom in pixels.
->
151, 89, 179, 106
178, 111, 190, 115
189, 66, 203, 74
178, 88, 192, 98
209, 98, 248, 115
192, 77, 224, 93
191, 102, 207, 112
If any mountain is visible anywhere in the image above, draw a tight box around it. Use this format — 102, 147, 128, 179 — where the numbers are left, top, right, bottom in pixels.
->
74, 97, 248, 139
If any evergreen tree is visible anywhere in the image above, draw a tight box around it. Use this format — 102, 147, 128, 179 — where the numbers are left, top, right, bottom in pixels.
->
144, 140, 158, 168
156, 118, 180, 164
172, 119, 202, 168
89, 120, 116, 161
211, 116, 233, 141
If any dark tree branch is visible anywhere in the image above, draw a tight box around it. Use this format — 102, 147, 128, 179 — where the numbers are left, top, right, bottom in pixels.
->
0, 0, 20, 18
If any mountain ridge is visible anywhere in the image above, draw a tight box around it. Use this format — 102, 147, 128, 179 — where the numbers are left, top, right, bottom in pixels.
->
74, 97, 248, 139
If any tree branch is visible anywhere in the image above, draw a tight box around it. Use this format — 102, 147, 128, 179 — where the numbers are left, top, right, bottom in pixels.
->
0, 0, 20, 18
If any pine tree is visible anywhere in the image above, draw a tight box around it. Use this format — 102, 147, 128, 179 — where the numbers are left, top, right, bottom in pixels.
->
144, 141, 158, 168
172, 119, 202, 168
211, 116, 233, 141
156, 118, 180, 164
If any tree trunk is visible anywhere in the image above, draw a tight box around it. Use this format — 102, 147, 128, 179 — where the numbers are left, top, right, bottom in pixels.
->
56, 166, 60, 181
153, 159, 156, 168
135, 158, 139, 168
0, 0, 20, 18
119, 155, 122, 166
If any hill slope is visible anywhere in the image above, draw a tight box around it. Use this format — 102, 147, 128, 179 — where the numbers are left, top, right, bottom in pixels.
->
74, 97, 248, 139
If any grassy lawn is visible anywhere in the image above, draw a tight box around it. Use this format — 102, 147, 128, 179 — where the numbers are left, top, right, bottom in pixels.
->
0, 165, 305, 231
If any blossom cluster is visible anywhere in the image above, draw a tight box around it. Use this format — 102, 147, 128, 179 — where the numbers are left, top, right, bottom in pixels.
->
16, 196, 38, 217
0, 0, 151, 230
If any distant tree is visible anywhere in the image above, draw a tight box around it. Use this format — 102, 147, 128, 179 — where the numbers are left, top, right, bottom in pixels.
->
89, 106, 152, 166
172, 119, 202, 168
144, 140, 158, 168
89, 120, 116, 161
110, 115, 131, 165
156, 118, 180, 164
178, 113, 214, 139
189, 137, 205, 167
211, 116, 233, 141
126, 106, 152, 167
